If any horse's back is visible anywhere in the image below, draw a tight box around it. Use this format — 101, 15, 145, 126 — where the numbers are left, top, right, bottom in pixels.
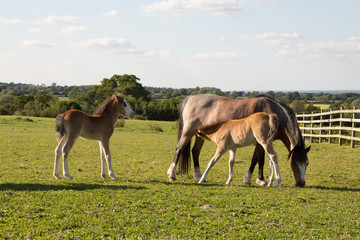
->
182, 94, 286, 130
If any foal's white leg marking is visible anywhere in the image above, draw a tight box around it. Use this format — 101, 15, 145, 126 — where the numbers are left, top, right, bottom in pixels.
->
243, 171, 252, 185
100, 139, 116, 179
62, 138, 77, 179
198, 147, 226, 183
99, 142, 107, 179
262, 143, 281, 188
267, 159, 275, 187
54, 137, 66, 179
226, 149, 236, 185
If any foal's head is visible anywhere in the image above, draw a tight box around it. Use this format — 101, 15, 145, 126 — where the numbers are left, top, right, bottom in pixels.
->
289, 145, 310, 187
113, 93, 136, 119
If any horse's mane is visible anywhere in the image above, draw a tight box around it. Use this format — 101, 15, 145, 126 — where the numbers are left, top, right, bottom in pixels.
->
94, 94, 123, 115
255, 94, 304, 150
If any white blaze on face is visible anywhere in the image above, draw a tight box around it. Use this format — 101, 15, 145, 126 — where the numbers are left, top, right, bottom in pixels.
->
297, 159, 309, 182
123, 100, 135, 118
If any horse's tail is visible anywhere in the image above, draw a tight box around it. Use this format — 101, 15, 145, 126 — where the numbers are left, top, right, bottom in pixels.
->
55, 113, 65, 141
267, 114, 279, 143
178, 96, 191, 175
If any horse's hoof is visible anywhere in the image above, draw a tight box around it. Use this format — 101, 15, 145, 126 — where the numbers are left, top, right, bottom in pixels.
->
243, 171, 252, 185
64, 174, 73, 179
243, 179, 251, 185
256, 178, 268, 186
53, 174, 61, 179
168, 177, 176, 182
110, 175, 117, 180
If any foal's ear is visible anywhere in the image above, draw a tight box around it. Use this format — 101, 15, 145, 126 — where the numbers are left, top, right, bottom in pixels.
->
114, 93, 123, 102
305, 146, 311, 153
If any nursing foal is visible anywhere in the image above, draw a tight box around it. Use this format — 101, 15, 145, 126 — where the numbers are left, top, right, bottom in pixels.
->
197, 112, 281, 187
54, 93, 135, 179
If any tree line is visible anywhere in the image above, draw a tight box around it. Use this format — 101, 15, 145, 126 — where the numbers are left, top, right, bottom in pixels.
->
1, 74, 359, 121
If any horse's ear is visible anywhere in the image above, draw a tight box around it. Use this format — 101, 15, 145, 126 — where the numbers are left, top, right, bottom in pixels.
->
114, 93, 123, 102
306, 146, 311, 153
287, 148, 295, 160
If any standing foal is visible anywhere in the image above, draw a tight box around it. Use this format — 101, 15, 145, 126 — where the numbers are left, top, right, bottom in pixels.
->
197, 112, 281, 187
53, 93, 135, 179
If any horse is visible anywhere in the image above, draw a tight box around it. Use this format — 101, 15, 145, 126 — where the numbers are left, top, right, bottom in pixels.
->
53, 93, 135, 179
197, 112, 281, 187
167, 94, 310, 187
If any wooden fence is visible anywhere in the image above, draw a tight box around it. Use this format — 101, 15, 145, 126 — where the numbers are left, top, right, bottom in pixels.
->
296, 107, 360, 148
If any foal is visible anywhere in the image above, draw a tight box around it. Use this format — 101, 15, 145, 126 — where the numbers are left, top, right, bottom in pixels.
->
53, 93, 135, 179
197, 112, 281, 187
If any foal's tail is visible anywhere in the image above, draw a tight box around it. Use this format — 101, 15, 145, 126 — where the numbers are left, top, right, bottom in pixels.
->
267, 114, 279, 143
55, 113, 65, 141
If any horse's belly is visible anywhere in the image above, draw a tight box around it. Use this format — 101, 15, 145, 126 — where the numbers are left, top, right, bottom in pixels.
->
80, 131, 99, 140
231, 133, 256, 149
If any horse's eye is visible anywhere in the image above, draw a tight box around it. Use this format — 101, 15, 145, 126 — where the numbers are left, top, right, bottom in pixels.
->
123, 102, 127, 107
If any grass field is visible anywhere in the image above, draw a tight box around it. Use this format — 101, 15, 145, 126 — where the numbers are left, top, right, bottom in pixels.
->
0, 116, 359, 239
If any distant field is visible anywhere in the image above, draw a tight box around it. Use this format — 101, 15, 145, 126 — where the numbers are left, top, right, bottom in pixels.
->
0, 116, 359, 239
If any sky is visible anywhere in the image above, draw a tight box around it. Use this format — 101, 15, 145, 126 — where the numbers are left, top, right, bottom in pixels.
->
1, 0, 360, 91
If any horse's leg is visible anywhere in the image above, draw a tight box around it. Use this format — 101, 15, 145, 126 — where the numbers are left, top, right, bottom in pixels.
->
62, 136, 78, 179
99, 141, 107, 179
54, 136, 66, 179
267, 157, 275, 187
262, 143, 281, 188
167, 134, 192, 181
192, 136, 204, 180
198, 147, 227, 183
226, 148, 236, 185
243, 143, 267, 185
100, 139, 116, 180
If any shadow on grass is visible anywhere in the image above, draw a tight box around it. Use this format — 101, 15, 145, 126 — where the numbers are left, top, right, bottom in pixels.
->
0, 182, 147, 191
309, 185, 360, 192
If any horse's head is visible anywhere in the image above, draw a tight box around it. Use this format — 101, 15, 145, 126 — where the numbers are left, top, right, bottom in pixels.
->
114, 93, 136, 119
289, 145, 310, 187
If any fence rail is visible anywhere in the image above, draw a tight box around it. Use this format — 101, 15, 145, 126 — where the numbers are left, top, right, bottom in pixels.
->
296, 107, 360, 148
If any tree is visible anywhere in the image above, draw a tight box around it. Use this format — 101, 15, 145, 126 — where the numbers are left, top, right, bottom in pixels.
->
110, 74, 151, 102
290, 100, 306, 113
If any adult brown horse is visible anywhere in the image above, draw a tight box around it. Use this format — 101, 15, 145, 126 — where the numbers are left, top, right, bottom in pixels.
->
167, 94, 310, 187
54, 93, 135, 180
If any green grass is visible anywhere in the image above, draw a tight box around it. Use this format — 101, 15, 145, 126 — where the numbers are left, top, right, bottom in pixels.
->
0, 116, 360, 239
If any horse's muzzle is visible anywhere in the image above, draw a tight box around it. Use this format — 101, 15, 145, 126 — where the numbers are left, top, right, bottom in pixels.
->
295, 181, 306, 188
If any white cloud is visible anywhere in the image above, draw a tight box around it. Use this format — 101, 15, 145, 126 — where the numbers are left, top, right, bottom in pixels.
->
256, 32, 304, 46
101, 10, 120, 17
59, 26, 89, 35
141, 0, 244, 17
20, 40, 55, 49
28, 28, 42, 33
221, 32, 303, 45
253, 0, 284, 2
70, 37, 171, 59
185, 52, 246, 61
277, 37, 360, 59
0, 16, 21, 24
36, 15, 80, 24
70, 37, 137, 52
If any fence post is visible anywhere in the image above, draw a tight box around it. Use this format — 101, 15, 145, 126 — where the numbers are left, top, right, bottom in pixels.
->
328, 109, 332, 144
310, 112, 314, 143
302, 112, 306, 142
351, 107, 356, 148
319, 110, 323, 143
339, 107, 343, 146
